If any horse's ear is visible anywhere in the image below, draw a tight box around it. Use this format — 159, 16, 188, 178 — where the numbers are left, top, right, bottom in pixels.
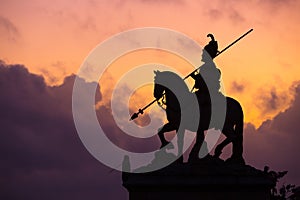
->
154, 70, 160, 75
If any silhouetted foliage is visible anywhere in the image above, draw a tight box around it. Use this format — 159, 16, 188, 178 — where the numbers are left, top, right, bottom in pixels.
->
264, 166, 299, 200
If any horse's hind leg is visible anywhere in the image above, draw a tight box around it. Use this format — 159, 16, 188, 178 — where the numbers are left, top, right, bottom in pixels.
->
214, 137, 231, 158
226, 136, 244, 165
231, 134, 243, 160
176, 127, 184, 158
188, 130, 206, 162
158, 123, 175, 148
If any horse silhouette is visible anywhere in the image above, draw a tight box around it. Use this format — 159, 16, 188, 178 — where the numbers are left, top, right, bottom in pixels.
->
154, 70, 199, 160
153, 70, 244, 164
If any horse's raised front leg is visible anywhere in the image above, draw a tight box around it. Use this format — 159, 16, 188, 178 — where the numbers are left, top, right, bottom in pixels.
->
158, 122, 176, 148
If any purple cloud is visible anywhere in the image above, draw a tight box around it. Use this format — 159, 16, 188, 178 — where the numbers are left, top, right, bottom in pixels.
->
244, 82, 300, 185
255, 87, 290, 115
0, 61, 127, 200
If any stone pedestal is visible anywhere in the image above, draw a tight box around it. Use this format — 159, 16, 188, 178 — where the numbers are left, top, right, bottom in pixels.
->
123, 159, 275, 200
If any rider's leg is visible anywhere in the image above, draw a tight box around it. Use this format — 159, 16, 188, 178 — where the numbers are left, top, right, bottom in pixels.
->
158, 123, 175, 148
158, 128, 168, 148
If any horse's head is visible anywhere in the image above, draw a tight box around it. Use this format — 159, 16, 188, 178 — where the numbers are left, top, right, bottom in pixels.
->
153, 70, 165, 99
153, 70, 191, 101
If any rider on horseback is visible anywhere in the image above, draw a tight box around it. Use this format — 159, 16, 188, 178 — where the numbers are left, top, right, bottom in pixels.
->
153, 35, 244, 164
188, 36, 225, 162
188, 35, 244, 164
191, 33, 221, 94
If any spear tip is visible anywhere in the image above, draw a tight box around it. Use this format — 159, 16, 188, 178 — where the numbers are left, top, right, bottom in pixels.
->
129, 112, 139, 121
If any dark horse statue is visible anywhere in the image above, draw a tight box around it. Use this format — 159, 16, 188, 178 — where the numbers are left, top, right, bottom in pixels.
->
154, 70, 199, 160
153, 70, 244, 164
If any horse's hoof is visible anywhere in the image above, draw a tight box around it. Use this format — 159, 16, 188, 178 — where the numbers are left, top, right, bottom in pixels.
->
213, 151, 222, 158
212, 154, 220, 159
214, 147, 222, 158
225, 157, 245, 165
187, 155, 198, 163
175, 155, 184, 164
200, 154, 213, 161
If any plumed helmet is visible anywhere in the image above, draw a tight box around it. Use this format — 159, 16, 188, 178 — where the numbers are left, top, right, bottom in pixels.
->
204, 33, 219, 59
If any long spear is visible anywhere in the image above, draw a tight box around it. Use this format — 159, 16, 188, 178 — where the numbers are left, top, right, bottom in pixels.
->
129, 29, 253, 121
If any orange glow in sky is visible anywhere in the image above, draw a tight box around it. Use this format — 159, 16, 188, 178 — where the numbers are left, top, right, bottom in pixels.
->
1, 0, 300, 126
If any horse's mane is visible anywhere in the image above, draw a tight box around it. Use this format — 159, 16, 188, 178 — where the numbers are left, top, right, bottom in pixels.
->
154, 71, 190, 96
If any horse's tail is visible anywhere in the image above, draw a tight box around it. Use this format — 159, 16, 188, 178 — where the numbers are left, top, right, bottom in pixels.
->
235, 100, 244, 136
226, 97, 244, 135
232, 98, 244, 158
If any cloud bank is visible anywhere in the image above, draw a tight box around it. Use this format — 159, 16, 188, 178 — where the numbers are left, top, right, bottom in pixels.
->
0, 61, 299, 199
244, 81, 300, 185
0, 61, 127, 200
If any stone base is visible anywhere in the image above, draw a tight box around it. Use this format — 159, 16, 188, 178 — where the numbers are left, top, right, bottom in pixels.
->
123, 158, 275, 200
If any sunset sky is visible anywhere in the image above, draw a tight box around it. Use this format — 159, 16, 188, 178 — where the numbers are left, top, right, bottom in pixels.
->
1, 0, 300, 199
1, 0, 300, 126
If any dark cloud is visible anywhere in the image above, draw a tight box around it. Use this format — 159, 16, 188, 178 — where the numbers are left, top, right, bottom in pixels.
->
0, 61, 128, 199
0, 15, 20, 42
205, 4, 245, 24
256, 87, 289, 115
228, 8, 245, 24
244, 82, 300, 185
207, 9, 223, 20
230, 81, 245, 93
259, 0, 297, 10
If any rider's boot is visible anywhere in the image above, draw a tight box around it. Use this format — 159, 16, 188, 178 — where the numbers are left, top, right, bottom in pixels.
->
158, 132, 169, 149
